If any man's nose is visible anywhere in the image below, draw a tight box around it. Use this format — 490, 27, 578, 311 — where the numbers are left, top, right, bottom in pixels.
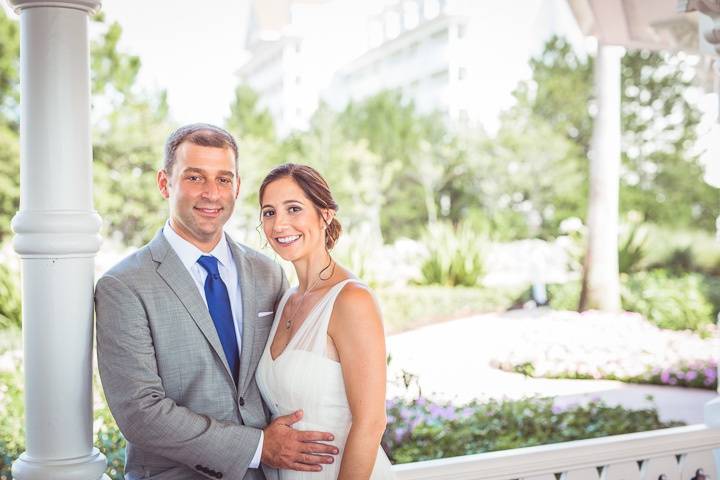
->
201, 180, 220, 200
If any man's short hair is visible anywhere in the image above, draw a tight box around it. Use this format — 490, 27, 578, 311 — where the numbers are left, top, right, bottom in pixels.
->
164, 123, 239, 175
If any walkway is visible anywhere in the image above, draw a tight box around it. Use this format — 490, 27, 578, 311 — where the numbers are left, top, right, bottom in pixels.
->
386, 310, 716, 425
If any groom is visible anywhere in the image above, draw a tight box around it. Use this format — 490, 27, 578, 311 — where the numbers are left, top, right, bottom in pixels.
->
96, 124, 337, 480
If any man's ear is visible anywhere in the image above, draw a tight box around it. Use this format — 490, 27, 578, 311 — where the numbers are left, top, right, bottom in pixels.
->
157, 169, 170, 199
235, 176, 241, 199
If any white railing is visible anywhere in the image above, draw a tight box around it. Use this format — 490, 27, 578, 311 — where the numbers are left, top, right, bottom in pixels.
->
392, 425, 720, 480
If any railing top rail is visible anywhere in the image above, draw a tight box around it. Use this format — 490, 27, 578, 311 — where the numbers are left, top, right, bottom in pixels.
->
393, 425, 720, 480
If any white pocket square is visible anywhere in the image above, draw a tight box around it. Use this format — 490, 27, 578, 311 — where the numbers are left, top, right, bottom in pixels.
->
258, 311, 274, 318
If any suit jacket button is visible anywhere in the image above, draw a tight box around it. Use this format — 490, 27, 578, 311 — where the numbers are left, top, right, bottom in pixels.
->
216, 473, 223, 479
195, 465, 202, 471
238, 397, 245, 406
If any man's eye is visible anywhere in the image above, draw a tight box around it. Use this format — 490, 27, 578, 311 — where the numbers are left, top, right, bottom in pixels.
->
187, 175, 201, 182
218, 177, 232, 184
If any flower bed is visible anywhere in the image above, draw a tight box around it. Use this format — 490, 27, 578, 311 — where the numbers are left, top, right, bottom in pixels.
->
488, 310, 718, 389
382, 396, 682, 464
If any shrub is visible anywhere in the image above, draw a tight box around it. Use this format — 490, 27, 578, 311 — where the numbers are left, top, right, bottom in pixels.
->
383, 396, 682, 464
618, 223, 647, 274
548, 271, 717, 335
0, 264, 21, 330
499, 358, 718, 391
621, 270, 715, 334
417, 222, 486, 287
378, 285, 523, 333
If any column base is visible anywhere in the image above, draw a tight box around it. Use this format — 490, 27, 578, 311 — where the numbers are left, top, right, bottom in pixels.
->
12, 448, 108, 480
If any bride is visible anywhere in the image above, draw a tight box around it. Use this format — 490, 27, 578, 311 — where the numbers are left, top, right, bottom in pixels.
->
255, 163, 395, 479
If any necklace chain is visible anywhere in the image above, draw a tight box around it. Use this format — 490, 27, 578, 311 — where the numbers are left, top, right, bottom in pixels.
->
284, 272, 325, 330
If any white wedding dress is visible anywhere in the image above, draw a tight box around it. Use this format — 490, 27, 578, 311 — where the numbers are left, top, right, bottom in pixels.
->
256, 279, 395, 479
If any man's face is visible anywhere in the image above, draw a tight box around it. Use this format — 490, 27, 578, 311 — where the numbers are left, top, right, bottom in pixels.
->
157, 142, 240, 251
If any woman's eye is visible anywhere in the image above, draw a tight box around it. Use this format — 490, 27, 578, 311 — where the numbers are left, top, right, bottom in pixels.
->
289, 206, 302, 213
262, 210, 275, 218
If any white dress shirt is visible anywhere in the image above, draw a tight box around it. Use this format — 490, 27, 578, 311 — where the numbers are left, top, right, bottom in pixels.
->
163, 222, 263, 469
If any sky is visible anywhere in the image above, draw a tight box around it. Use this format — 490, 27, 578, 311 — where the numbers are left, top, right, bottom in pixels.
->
100, 0, 251, 126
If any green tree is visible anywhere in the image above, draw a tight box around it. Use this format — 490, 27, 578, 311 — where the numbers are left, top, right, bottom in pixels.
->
0, 10, 20, 243
511, 36, 713, 233
225, 84, 275, 141
90, 17, 174, 247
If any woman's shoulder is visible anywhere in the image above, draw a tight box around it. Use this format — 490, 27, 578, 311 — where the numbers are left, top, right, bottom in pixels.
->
332, 277, 381, 323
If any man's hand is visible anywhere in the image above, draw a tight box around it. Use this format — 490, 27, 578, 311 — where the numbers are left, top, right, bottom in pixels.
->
261, 410, 339, 472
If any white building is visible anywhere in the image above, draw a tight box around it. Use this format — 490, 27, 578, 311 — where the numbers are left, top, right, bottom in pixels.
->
239, 0, 587, 135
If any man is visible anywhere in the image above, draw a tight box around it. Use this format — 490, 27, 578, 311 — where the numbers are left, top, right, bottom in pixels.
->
96, 124, 337, 480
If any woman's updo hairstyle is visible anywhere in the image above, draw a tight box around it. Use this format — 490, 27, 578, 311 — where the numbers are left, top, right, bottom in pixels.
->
259, 163, 342, 250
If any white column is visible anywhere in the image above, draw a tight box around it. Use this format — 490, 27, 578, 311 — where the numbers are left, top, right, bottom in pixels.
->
7, 1, 108, 479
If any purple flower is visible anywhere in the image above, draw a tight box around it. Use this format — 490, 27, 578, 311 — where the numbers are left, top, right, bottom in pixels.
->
686, 370, 698, 381
552, 404, 565, 415
660, 370, 671, 384
394, 427, 406, 442
705, 368, 717, 381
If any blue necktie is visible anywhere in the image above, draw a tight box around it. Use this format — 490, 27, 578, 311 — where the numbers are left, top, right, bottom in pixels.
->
197, 255, 239, 383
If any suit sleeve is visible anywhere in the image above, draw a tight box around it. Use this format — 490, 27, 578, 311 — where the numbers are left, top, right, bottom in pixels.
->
95, 274, 261, 480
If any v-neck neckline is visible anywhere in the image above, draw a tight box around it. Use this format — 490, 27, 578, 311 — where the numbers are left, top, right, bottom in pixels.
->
268, 279, 353, 362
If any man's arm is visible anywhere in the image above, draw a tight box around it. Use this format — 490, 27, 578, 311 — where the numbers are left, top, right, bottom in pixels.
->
95, 274, 259, 480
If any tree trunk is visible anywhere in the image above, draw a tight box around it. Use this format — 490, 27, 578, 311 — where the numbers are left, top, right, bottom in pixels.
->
579, 43, 623, 312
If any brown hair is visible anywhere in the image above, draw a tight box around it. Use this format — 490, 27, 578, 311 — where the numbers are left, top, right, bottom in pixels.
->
164, 123, 239, 175
259, 163, 342, 250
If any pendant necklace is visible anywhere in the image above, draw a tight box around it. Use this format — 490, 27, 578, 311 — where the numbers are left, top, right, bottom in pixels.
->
284, 260, 336, 330
285, 276, 323, 330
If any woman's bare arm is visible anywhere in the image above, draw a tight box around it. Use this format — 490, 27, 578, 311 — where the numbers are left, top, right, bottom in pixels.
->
329, 283, 388, 480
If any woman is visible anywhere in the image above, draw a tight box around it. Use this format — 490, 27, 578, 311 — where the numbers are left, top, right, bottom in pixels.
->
255, 163, 395, 479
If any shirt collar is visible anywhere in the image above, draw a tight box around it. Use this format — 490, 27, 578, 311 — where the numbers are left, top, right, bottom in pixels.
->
163, 221, 233, 271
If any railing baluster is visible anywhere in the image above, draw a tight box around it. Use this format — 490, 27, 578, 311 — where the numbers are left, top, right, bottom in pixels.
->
561, 467, 601, 480
680, 452, 717, 480
641, 456, 681, 480
602, 461, 642, 480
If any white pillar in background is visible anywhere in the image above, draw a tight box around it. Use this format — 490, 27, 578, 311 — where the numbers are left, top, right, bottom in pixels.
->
7, 1, 108, 479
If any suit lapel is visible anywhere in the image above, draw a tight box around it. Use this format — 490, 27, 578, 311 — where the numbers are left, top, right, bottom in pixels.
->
228, 236, 258, 396
150, 231, 235, 385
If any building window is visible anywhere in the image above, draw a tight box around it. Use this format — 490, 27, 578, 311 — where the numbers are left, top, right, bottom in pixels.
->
386, 10, 401, 39
403, 1, 419, 30
369, 19, 383, 47
424, 0, 440, 19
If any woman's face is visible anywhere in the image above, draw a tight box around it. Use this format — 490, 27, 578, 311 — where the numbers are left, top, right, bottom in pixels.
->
260, 176, 328, 262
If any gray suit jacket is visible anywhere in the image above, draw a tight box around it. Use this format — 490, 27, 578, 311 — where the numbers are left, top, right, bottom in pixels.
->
96, 230, 287, 480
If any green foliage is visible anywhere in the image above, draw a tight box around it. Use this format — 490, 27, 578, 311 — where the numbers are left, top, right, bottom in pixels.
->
618, 223, 647, 274
547, 281, 582, 311
93, 90, 171, 246
0, 263, 20, 330
377, 285, 523, 334
417, 222, 486, 287
549, 271, 718, 334
225, 84, 275, 141
505, 358, 717, 391
0, 123, 19, 243
91, 20, 141, 100
383, 397, 682, 464
90, 20, 174, 247
621, 270, 715, 334
0, 367, 24, 478
0, 9, 18, 124
94, 393, 126, 479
